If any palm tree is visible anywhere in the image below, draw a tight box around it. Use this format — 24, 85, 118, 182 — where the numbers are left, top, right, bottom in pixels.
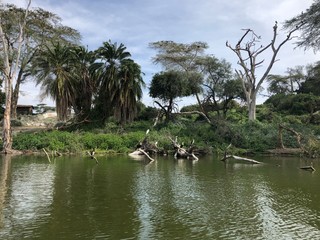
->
114, 59, 145, 124
91, 41, 132, 122
69, 46, 96, 120
32, 42, 77, 121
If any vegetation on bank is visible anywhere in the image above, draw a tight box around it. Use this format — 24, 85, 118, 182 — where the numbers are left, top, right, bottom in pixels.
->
8, 103, 320, 157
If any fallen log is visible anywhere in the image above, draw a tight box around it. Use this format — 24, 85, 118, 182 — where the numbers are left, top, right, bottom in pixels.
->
300, 163, 315, 172
169, 136, 199, 161
138, 148, 155, 162
221, 155, 261, 164
221, 144, 261, 164
129, 129, 158, 162
42, 148, 51, 163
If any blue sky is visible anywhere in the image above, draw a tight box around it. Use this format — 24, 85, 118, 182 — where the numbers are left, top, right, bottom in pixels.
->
5, 0, 319, 107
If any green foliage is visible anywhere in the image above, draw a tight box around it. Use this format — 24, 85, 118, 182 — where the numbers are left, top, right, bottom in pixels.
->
11, 119, 22, 126
12, 128, 147, 153
136, 106, 159, 121
225, 107, 247, 123
180, 104, 200, 112
299, 62, 320, 95
91, 41, 145, 124
284, 1, 320, 51
149, 70, 195, 101
265, 93, 320, 115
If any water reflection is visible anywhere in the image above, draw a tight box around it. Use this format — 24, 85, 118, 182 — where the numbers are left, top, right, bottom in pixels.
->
0, 155, 11, 228
0, 155, 320, 239
253, 175, 320, 239
133, 156, 320, 239
0, 156, 55, 239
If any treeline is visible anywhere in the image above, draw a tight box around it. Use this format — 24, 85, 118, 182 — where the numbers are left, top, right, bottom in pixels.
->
10, 105, 320, 156
2, 2, 320, 155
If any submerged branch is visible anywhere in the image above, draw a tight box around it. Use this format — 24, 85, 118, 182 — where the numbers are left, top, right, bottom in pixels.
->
221, 155, 261, 164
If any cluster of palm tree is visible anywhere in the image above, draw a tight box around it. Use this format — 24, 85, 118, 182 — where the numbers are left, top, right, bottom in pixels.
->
32, 40, 145, 125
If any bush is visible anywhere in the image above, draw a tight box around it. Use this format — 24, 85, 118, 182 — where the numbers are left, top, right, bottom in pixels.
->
265, 93, 320, 115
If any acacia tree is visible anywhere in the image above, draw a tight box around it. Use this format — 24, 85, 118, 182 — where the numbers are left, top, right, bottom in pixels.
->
298, 61, 320, 95
196, 56, 243, 118
0, 1, 31, 153
149, 70, 201, 121
149, 41, 208, 115
0, 4, 80, 118
267, 66, 305, 95
284, 0, 320, 51
226, 22, 301, 120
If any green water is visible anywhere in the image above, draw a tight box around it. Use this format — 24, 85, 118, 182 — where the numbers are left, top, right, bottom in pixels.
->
0, 154, 319, 239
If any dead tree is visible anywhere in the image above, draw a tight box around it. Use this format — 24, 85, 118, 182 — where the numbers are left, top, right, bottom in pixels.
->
226, 22, 301, 120
129, 130, 158, 162
0, 0, 32, 153
169, 136, 198, 160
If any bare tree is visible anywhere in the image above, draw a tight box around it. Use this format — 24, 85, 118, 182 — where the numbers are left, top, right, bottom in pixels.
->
0, 0, 31, 153
226, 22, 301, 120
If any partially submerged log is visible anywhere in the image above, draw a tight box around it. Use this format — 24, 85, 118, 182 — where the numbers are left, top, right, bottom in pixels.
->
221, 155, 261, 164
300, 162, 315, 172
42, 148, 51, 163
169, 136, 199, 161
138, 149, 155, 162
221, 144, 261, 164
129, 130, 158, 162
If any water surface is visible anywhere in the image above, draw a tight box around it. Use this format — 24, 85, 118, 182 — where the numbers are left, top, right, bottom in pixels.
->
0, 154, 319, 239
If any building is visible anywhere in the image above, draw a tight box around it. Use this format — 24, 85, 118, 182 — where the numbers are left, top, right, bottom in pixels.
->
16, 105, 34, 115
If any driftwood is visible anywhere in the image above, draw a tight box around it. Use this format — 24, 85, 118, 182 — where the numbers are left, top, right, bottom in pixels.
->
221, 155, 261, 164
42, 148, 51, 163
138, 149, 155, 162
221, 144, 261, 164
129, 129, 158, 162
54, 150, 62, 157
300, 162, 315, 172
277, 124, 320, 157
169, 136, 199, 161
278, 124, 302, 149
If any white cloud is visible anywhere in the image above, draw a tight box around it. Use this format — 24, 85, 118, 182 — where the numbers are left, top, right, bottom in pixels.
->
3, 0, 319, 107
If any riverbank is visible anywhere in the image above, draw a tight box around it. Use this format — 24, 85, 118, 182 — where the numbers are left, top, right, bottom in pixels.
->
3, 118, 318, 159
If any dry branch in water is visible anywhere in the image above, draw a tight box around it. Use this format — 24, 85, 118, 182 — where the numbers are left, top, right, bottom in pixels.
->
221, 155, 261, 164
221, 144, 261, 164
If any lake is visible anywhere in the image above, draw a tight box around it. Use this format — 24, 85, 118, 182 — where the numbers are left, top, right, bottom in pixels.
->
0, 154, 319, 239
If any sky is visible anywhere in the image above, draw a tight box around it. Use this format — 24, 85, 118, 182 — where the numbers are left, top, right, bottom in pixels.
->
4, 0, 319, 108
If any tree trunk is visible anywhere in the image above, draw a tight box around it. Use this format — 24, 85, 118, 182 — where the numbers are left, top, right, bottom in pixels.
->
3, 85, 13, 153
11, 69, 24, 119
0, 0, 31, 153
248, 100, 256, 121
11, 83, 20, 119
248, 93, 257, 121
195, 93, 210, 121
